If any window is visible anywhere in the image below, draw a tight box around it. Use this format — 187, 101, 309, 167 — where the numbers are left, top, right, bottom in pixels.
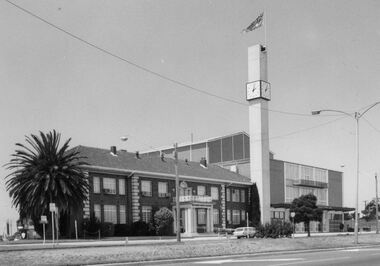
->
213, 209, 219, 225
104, 205, 117, 224
119, 179, 125, 195
227, 209, 231, 224
211, 187, 219, 200
119, 205, 126, 224
103, 178, 116, 194
158, 182, 168, 197
226, 188, 231, 201
197, 209, 206, 225
301, 166, 313, 181
232, 189, 240, 202
197, 186, 206, 196
241, 189, 246, 203
232, 210, 240, 225
142, 206, 152, 223
93, 176, 100, 193
141, 180, 152, 196
94, 204, 101, 221
241, 210, 246, 221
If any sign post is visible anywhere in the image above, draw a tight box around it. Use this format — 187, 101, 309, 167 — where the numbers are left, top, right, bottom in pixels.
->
290, 212, 296, 239
49, 203, 56, 245
40, 215, 48, 245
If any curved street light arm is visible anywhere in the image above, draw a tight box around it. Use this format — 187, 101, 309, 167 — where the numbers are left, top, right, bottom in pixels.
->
312, 109, 354, 118
358, 101, 380, 119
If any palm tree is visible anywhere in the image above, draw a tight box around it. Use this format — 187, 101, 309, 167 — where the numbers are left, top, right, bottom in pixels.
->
5, 130, 89, 236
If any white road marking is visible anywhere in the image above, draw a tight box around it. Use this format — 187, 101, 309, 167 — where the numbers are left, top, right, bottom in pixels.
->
270, 256, 351, 266
194, 258, 303, 264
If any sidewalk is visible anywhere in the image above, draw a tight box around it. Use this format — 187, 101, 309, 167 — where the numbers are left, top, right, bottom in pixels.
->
0, 231, 373, 252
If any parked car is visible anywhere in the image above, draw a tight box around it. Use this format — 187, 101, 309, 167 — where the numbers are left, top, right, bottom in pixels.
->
233, 227, 256, 239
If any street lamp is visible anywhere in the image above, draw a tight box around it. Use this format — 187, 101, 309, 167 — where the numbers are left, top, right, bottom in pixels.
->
312, 102, 380, 244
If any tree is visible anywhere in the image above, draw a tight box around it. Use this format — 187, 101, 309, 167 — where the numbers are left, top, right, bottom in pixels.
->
290, 193, 322, 237
154, 207, 173, 235
361, 200, 379, 221
250, 183, 261, 227
5, 130, 89, 236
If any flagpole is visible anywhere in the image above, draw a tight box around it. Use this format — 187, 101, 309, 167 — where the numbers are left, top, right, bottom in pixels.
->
264, 10, 267, 47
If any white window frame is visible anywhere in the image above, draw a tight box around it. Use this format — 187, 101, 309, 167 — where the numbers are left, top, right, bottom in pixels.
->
93, 176, 100, 194
158, 182, 168, 197
211, 187, 219, 200
197, 185, 206, 196
240, 189, 245, 203
142, 206, 152, 223
232, 189, 240, 202
103, 178, 116, 194
119, 179, 125, 195
226, 188, 231, 202
119, 205, 126, 224
104, 204, 117, 224
141, 180, 152, 197
232, 210, 240, 225
94, 204, 101, 221
213, 208, 219, 225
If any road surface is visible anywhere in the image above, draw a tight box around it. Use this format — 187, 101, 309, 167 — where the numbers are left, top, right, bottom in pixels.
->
103, 246, 380, 266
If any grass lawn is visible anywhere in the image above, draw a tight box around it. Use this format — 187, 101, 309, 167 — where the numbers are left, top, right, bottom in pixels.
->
2, 234, 380, 265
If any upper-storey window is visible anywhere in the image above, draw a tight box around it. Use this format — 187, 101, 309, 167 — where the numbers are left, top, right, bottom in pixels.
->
93, 176, 100, 193
119, 179, 125, 195
226, 188, 231, 201
197, 185, 206, 196
211, 187, 219, 200
240, 189, 246, 203
158, 182, 168, 197
141, 180, 152, 197
232, 189, 240, 202
103, 178, 116, 194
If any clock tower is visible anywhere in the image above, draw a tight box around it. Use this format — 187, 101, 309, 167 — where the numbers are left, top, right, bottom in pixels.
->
246, 44, 271, 224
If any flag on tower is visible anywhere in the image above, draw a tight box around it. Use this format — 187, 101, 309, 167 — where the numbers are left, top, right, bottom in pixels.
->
242, 13, 264, 33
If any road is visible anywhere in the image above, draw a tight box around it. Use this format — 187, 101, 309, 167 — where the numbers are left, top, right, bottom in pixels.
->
111, 246, 380, 266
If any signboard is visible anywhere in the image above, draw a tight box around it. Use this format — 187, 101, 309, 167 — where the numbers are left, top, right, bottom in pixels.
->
49, 203, 56, 212
290, 212, 296, 218
40, 215, 48, 224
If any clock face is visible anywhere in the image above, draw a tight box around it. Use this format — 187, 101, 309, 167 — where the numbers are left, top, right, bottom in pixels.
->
261, 82, 271, 100
246, 81, 261, 101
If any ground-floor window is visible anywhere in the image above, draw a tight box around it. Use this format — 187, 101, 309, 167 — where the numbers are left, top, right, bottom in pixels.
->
94, 204, 101, 221
227, 209, 232, 225
104, 205, 117, 223
197, 209, 206, 225
241, 210, 246, 221
119, 205, 126, 224
142, 206, 152, 223
232, 210, 240, 225
213, 209, 219, 225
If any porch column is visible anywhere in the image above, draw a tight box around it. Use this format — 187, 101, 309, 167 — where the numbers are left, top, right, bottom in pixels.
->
187, 208, 193, 234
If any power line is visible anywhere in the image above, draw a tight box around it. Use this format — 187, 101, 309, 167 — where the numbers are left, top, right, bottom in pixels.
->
5, 0, 327, 118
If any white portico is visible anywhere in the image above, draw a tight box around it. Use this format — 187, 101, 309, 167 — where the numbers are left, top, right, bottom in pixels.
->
172, 183, 214, 237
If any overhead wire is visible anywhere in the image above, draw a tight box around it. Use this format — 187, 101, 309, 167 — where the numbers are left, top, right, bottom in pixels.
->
5, 0, 333, 118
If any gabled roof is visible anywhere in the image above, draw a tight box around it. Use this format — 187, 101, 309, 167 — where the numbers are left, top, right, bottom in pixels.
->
73, 146, 252, 185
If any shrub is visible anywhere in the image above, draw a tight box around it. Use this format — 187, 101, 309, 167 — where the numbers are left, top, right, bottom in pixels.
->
130, 221, 155, 236
114, 224, 130, 236
82, 216, 100, 235
100, 222, 115, 237
154, 207, 173, 236
256, 221, 293, 238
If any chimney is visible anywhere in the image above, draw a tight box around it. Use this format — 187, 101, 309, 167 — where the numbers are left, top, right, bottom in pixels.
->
200, 157, 207, 168
110, 146, 117, 155
135, 151, 140, 159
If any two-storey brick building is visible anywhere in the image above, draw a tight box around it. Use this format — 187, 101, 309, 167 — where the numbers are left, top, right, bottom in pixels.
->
74, 145, 252, 236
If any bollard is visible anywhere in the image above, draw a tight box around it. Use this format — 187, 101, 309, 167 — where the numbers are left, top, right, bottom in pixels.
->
125, 237, 128, 246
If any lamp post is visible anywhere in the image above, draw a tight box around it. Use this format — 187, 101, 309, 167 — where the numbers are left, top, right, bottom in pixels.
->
375, 173, 379, 234
312, 102, 380, 244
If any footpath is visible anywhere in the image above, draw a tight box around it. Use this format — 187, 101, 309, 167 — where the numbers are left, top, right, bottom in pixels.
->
0, 231, 373, 252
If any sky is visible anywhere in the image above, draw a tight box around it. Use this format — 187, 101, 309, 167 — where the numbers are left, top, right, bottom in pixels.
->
1, 0, 380, 232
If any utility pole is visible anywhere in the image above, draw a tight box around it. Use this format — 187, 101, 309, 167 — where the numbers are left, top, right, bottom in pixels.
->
174, 143, 181, 242
376, 173, 379, 234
